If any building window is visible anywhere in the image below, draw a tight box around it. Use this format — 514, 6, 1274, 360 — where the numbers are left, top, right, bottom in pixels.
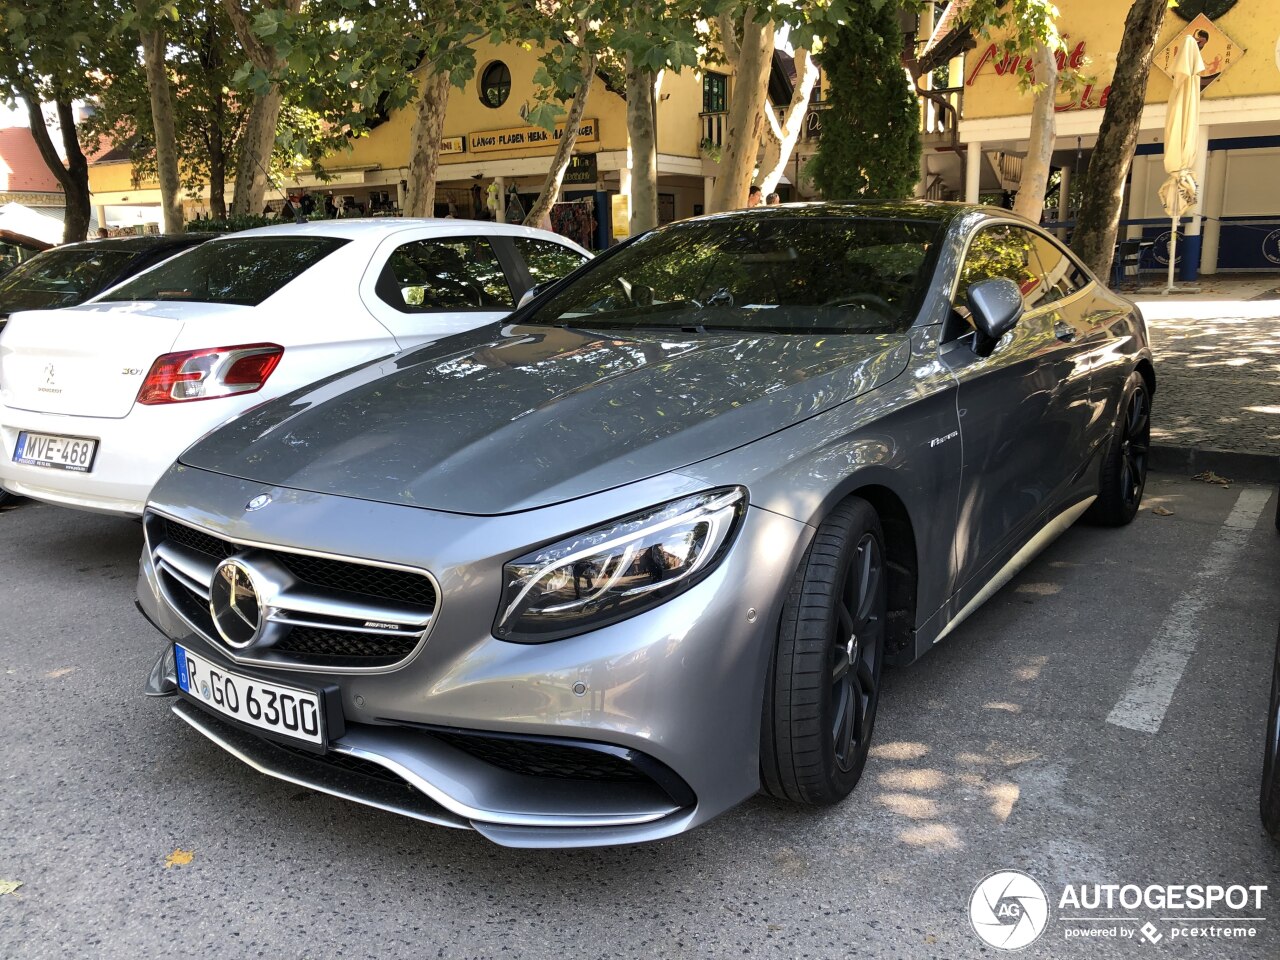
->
702, 72, 727, 113
479, 61, 511, 109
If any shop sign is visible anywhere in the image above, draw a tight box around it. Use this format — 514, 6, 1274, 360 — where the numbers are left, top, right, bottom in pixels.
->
468, 119, 599, 154
563, 154, 598, 185
1158, 14, 1245, 91
611, 193, 630, 240
441, 136, 465, 155
966, 39, 1110, 112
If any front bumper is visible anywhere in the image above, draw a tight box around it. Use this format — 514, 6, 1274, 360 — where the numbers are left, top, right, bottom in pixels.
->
139, 466, 812, 847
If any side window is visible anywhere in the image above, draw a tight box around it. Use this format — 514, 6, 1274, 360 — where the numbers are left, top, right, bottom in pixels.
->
1030, 233, 1089, 302
955, 225, 1048, 311
379, 237, 512, 312
513, 238, 588, 288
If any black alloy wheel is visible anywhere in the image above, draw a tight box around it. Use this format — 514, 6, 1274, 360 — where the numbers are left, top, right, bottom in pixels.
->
1087, 370, 1151, 526
762, 496, 887, 805
831, 532, 883, 773
1261, 625, 1280, 841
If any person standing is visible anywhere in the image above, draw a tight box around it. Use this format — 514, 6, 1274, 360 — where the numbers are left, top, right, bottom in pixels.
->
766, 192, 781, 206
747, 185, 763, 207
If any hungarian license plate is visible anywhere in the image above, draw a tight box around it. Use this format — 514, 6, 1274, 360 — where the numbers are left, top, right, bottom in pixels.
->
13, 431, 97, 472
174, 644, 325, 746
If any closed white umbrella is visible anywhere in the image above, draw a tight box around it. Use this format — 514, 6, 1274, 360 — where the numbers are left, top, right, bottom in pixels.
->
1157, 34, 1205, 293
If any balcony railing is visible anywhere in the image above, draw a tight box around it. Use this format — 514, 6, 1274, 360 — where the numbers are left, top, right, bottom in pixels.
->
700, 112, 727, 150
919, 86, 962, 142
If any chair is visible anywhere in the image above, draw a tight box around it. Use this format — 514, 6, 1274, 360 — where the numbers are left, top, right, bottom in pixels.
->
1111, 239, 1142, 288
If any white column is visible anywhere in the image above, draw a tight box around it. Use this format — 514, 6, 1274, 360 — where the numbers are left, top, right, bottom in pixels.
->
964, 140, 983, 203
1199, 146, 1228, 275
94, 205, 107, 232
395, 180, 406, 212
703, 175, 714, 213
1126, 156, 1149, 241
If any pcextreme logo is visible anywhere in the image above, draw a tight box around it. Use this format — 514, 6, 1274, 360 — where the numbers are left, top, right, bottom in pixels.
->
968, 870, 1269, 949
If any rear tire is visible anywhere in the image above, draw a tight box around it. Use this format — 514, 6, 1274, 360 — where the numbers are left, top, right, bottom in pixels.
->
1261, 626, 1280, 841
1087, 370, 1150, 526
761, 497, 887, 805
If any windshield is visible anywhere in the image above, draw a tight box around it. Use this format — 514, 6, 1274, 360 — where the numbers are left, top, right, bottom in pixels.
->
524, 215, 942, 335
100, 236, 347, 306
0, 247, 138, 312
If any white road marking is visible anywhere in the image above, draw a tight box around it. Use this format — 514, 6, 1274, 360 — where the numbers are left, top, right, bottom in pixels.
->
1106, 488, 1272, 734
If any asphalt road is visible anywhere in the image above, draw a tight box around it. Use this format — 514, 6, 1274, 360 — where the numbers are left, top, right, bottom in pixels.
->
1, 473, 1278, 960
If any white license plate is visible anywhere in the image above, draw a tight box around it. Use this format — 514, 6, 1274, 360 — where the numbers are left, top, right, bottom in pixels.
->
175, 644, 324, 746
14, 431, 98, 472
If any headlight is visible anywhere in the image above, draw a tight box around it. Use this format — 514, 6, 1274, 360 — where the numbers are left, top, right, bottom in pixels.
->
495, 487, 746, 643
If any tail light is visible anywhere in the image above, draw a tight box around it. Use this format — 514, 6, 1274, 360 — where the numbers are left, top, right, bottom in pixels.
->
136, 343, 284, 405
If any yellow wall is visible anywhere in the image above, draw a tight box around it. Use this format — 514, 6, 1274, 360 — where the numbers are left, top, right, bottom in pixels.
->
328, 39, 703, 176
88, 38, 746, 198
961, 0, 1280, 120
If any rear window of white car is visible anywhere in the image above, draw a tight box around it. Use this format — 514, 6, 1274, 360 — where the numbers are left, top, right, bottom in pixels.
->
100, 236, 348, 307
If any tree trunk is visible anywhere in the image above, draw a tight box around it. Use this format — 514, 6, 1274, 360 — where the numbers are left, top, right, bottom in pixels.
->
1070, 0, 1169, 276
525, 53, 596, 228
403, 69, 453, 218
625, 54, 658, 234
139, 12, 185, 233
22, 95, 91, 243
55, 100, 92, 242
758, 47, 818, 196
1012, 40, 1059, 223
709, 10, 774, 213
208, 119, 228, 220
220, 0, 301, 216
230, 87, 283, 216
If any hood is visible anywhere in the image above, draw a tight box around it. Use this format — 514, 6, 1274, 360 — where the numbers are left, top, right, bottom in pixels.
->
179, 323, 912, 515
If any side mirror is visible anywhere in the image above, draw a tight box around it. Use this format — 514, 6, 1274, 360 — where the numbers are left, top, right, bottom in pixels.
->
966, 277, 1024, 348
517, 283, 547, 310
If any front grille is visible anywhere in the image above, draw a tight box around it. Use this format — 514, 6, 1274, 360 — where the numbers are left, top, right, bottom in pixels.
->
274, 626, 420, 666
150, 515, 435, 668
274, 552, 435, 608
430, 731, 649, 784
161, 518, 236, 561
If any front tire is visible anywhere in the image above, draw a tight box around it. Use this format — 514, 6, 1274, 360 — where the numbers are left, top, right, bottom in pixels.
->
1261, 626, 1280, 840
1087, 370, 1150, 526
761, 497, 887, 805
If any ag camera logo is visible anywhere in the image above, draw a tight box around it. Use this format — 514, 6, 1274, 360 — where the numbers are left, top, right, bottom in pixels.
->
969, 870, 1050, 950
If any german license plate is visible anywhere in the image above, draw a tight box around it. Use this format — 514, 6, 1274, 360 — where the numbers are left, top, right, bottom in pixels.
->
174, 644, 324, 746
13, 431, 97, 472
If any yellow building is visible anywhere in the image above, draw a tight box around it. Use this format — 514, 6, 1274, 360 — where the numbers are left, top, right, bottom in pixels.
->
922, 0, 1280, 276
88, 39, 812, 248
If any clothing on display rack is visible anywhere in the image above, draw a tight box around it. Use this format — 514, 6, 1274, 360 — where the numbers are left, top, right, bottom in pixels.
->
550, 199, 596, 250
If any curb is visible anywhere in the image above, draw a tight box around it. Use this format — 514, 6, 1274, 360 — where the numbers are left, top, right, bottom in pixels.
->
1150, 443, 1280, 485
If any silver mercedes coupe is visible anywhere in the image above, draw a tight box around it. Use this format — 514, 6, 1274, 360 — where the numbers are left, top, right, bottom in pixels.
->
139, 202, 1153, 847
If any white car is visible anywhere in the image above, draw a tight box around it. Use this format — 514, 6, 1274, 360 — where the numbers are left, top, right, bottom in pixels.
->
0, 219, 590, 515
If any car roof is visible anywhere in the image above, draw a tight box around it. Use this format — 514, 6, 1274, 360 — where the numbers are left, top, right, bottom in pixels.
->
222, 217, 573, 243
691, 199, 1030, 227
55, 234, 213, 254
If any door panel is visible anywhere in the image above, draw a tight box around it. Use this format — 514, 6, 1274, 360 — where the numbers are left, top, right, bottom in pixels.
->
942, 223, 1097, 593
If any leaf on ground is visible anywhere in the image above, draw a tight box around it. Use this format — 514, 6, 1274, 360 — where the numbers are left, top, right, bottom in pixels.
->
1152, 506, 1175, 516
163, 849, 194, 869
1192, 470, 1231, 486
45, 667, 75, 679
0, 879, 22, 895
924, 933, 938, 944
